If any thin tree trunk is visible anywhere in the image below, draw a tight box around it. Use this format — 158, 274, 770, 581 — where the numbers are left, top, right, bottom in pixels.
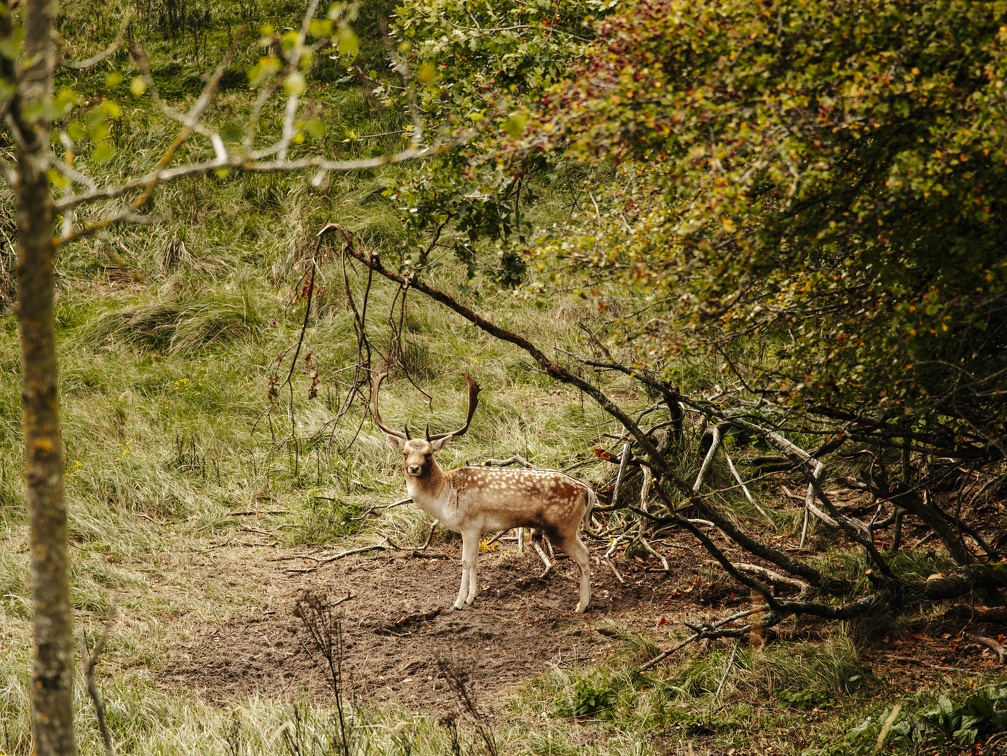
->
12, 0, 77, 752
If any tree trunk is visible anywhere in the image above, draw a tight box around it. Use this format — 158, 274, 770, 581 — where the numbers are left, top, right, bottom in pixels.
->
11, 0, 77, 753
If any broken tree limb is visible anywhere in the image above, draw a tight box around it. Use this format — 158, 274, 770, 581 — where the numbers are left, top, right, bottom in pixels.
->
335, 233, 850, 599
610, 441, 632, 509
724, 414, 896, 582
723, 449, 772, 522
693, 424, 723, 492
801, 461, 827, 548
736, 563, 809, 593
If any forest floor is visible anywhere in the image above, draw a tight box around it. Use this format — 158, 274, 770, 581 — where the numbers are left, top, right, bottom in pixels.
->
155, 528, 1007, 722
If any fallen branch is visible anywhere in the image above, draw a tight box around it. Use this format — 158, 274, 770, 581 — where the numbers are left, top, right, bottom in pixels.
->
693, 424, 724, 492
972, 634, 1006, 663
735, 563, 809, 593
723, 450, 772, 522
287, 538, 391, 573
637, 607, 765, 672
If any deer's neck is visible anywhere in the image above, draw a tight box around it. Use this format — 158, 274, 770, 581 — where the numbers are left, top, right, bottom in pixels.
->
405, 461, 457, 522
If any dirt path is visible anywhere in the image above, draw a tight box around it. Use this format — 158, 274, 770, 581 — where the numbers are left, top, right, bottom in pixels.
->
158, 537, 713, 712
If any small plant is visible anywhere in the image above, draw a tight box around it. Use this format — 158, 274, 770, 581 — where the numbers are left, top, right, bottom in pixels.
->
847, 688, 1007, 751
902, 688, 1007, 747
778, 688, 833, 710
437, 658, 498, 756
293, 591, 353, 756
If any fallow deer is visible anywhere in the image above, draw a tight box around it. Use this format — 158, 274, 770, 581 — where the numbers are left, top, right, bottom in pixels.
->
373, 373, 594, 613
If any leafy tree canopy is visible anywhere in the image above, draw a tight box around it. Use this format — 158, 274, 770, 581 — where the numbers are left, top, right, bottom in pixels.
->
531, 0, 1007, 451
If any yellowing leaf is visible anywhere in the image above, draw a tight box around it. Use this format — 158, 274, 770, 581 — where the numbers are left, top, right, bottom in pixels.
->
284, 71, 307, 97
309, 18, 333, 38
248, 55, 281, 87
303, 118, 325, 138
47, 168, 70, 189
416, 62, 436, 85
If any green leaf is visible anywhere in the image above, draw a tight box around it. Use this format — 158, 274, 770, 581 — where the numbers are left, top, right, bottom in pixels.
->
0, 27, 24, 61
220, 122, 244, 143
337, 26, 358, 59
303, 118, 325, 139
309, 18, 333, 38
248, 55, 281, 87
416, 62, 436, 85
503, 112, 528, 139
284, 71, 307, 97
67, 121, 86, 141
92, 142, 115, 164
47, 168, 70, 189
280, 30, 299, 54
100, 100, 122, 119
130, 77, 147, 97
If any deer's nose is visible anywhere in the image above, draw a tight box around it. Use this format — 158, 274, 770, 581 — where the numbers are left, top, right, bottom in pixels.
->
407, 464, 422, 476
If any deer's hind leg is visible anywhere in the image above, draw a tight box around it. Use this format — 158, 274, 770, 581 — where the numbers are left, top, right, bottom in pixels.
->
555, 531, 591, 614
530, 528, 553, 579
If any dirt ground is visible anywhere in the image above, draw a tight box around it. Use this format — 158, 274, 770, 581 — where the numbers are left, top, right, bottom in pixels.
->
158, 534, 717, 711
158, 530, 1007, 719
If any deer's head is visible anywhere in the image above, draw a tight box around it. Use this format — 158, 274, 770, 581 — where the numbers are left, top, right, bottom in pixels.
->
372, 372, 481, 479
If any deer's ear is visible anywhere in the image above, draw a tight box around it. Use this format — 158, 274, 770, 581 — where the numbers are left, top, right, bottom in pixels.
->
429, 436, 452, 452
386, 434, 407, 451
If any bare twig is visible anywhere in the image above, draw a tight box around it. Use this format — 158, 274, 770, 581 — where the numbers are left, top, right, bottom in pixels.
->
693, 425, 723, 492
714, 640, 740, 700
79, 607, 117, 756
604, 558, 626, 585
637, 607, 765, 672
437, 658, 498, 756
66, 9, 135, 69
801, 461, 826, 548
293, 591, 352, 755
735, 563, 808, 593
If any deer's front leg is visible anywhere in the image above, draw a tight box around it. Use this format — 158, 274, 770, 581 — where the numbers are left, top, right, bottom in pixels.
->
454, 529, 480, 610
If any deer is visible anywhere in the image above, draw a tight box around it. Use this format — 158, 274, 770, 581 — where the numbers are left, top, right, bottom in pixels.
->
372, 372, 594, 613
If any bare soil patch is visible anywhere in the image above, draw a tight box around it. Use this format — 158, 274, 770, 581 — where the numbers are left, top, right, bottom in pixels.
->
158, 538, 706, 711
157, 532, 1007, 721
